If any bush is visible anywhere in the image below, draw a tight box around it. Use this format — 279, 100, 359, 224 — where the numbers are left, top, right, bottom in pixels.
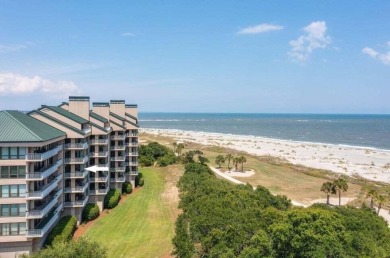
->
82, 203, 100, 222
138, 178, 145, 187
45, 216, 77, 246
139, 142, 177, 167
122, 182, 133, 194
104, 189, 121, 209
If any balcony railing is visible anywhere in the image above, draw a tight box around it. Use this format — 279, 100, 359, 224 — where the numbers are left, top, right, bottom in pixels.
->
126, 152, 139, 156
64, 142, 88, 150
129, 171, 138, 175
110, 135, 126, 140
64, 183, 88, 193
111, 167, 125, 172
64, 170, 88, 179
25, 145, 63, 161
64, 156, 89, 164
26, 159, 63, 181
83, 127, 91, 134
89, 151, 108, 158
26, 174, 62, 200
26, 189, 63, 219
90, 188, 109, 195
126, 142, 138, 147
64, 196, 89, 207
111, 156, 125, 162
90, 175, 108, 182
26, 203, 63, 238
90, 139, 109, 145
111, 177, 125, 183
96, 163, 109, 168
126, 162, 138, 166
111, 145, 126, 151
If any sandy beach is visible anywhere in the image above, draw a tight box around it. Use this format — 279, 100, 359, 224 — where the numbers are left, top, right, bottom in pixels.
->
142, 128, 390, 184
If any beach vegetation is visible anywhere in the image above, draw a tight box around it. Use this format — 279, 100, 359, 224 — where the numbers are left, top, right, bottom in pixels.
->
176, 143, 185, 156
44, 216, 77, 247
215, 155, 225, 168
139, 142, 177, 167
366, 188, 378, 209
375, 194, 388, 214
333, 178, 349, 206
225, 153, 233, 170
238, 155, 247, 171
320, 181, 336, 205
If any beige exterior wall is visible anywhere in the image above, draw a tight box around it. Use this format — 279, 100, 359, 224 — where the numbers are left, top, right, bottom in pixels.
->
40, 108, 81, 130
92, 105, 110, 119
125, 106, 138, 118
110, 101, 125, 117
68, 98, 90, 121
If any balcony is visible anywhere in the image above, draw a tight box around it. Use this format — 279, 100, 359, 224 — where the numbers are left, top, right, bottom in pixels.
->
90, 139, 109, 145
64, 196, 89, 207
90, 188, 109, 195
89, 151, 108, 158
110, 135, 126, 140
111, 156, 125, 162
126, 142, 138, 147
90, 175, 108, 182
64, 156, 89, 164
111, 176, 125, 183
25, 145, 63, 161
26, 159, 63, 181
129, 171, 138, 175
64, 142, 88, 150
26, 189, 63, 219
126, 162, 138, 166
26, 203, 63, 238
26, 174, 62, 200
64, 170, 88, 179
111, 145, 125, 151
83, 127, 91, 134
96, 163, 109, 168
126, 152, 139, 157
64, 183, 88, 193
111, 167, 125, 172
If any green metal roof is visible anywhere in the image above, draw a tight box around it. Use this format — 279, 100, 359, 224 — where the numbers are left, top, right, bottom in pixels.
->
90, 111, 108, 123
109, 119, 126, 129
109, 112, 125, 121
41, 105, 89, 124
29, 110, 85, 135
90, 121, 109, 132
125, 112, 138, 122
0, 110, 66, 142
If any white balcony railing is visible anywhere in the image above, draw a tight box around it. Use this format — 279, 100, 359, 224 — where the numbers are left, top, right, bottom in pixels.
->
110, 135, 126, 140
111, 145, 125, 151
26, 189, 63, 219
126, 152, 139, 156
111, 167, 125, 172
26, 159, 63, 181
64, 142, 88, 150
129, 171, 138, 175
126, 162, 138, 166
26, 203, 63, 238
64, 183, 88, 193
25, 145, 63, 161
64, 156, 89, 164
89, 151, 108, 158
90, 175, 108, 182
64, 170, 88, 179
26, 174, 62, 200
111, 156, 125, 162
111, 177, 125, 183
90, 139, 109, 145
64, 196, 89, 207
127, 142, 138, 147
83, 127, 91, 134
90, 188, 109, 195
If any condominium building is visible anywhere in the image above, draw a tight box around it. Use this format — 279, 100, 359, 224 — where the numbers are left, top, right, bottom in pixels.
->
0, 97, 139, 257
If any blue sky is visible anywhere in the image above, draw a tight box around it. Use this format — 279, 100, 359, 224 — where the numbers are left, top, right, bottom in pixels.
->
0, 1, 389, 113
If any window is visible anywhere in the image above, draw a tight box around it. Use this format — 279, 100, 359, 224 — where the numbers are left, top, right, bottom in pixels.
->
1, 167, 8, 178
10, 167, 18, 178
1, 205, 9, 216
0, 185, 26, 198
1, 148, 9, 160
18, 148, 26, 159
10, 148, 18, 159
0, 166, 26, 178
0, 223, 26, 236
18, 167, 26, 177
0, 147, 26, 160
0, 204, 26, 217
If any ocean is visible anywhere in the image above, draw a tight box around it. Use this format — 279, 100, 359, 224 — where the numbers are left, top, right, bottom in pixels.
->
139, 113, 390, 150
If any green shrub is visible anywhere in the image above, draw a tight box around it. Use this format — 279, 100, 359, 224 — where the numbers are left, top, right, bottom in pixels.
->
104, 189, 121, 209
82, 203, 100, 222
122, 182, 133, 194
139, 178, 144, 187
45, 216, 77, 246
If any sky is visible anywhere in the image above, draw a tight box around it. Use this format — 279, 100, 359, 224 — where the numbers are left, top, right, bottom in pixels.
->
0, 1, 389, 113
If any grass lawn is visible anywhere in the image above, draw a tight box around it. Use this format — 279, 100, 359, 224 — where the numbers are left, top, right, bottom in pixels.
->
85, 166, 181, 258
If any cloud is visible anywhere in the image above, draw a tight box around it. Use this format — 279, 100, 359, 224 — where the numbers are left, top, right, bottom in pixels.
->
238, 23, 284, 35
0, 72, 80, 97
0, 44, 27, 54
289, 21, 331, 62
362, 43, 390, 65
121, 32, 135, 37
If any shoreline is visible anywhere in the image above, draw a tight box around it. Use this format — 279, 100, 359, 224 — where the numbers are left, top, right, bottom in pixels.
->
141, 128, 390, 184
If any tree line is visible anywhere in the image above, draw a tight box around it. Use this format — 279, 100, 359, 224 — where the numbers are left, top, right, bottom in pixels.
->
215, 153, 247, 172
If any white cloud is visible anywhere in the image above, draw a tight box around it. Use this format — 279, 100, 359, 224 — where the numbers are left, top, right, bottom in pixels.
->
0, 72, 80, 97
289, 21, 331, 62
121, 32, 135, 37
362, 43, 390, 65
238, 23, 284, 35
0, 44, 27, 54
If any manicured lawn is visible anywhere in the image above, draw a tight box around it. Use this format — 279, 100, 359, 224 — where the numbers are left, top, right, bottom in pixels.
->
85, 167, 179, 258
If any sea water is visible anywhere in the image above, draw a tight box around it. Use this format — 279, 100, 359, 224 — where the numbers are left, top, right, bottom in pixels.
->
139, 113, 390, 150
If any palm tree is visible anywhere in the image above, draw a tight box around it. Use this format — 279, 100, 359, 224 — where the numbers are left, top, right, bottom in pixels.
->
172, 142, 177, 153
225, 154, 233, 170
176, 143, 184, 156
376, 195, 387, 215
333, 178, 348, 206
239, 156, 247, 172
366, 189, 378, 209
215, 155, 225, 168
233, 157, 239, 171
320, 181, 336, 205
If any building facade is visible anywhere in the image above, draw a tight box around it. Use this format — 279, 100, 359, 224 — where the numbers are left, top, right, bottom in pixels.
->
0, 97, 139, 257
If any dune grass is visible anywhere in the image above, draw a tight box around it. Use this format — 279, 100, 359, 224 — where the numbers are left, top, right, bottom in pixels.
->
85, 167, 180, 258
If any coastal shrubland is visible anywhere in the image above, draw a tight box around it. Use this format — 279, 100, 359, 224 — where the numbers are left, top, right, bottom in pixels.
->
139, 142, 177, 167
173, 162, 390, 257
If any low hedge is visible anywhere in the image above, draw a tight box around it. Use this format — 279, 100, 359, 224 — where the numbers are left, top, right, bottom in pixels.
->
139, 178, 145, 187
104, 189, 121, 209
122, 182, 133, 194
82, 203, 100, 222
135, 173, 143, 187
45, 216, 77, 246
